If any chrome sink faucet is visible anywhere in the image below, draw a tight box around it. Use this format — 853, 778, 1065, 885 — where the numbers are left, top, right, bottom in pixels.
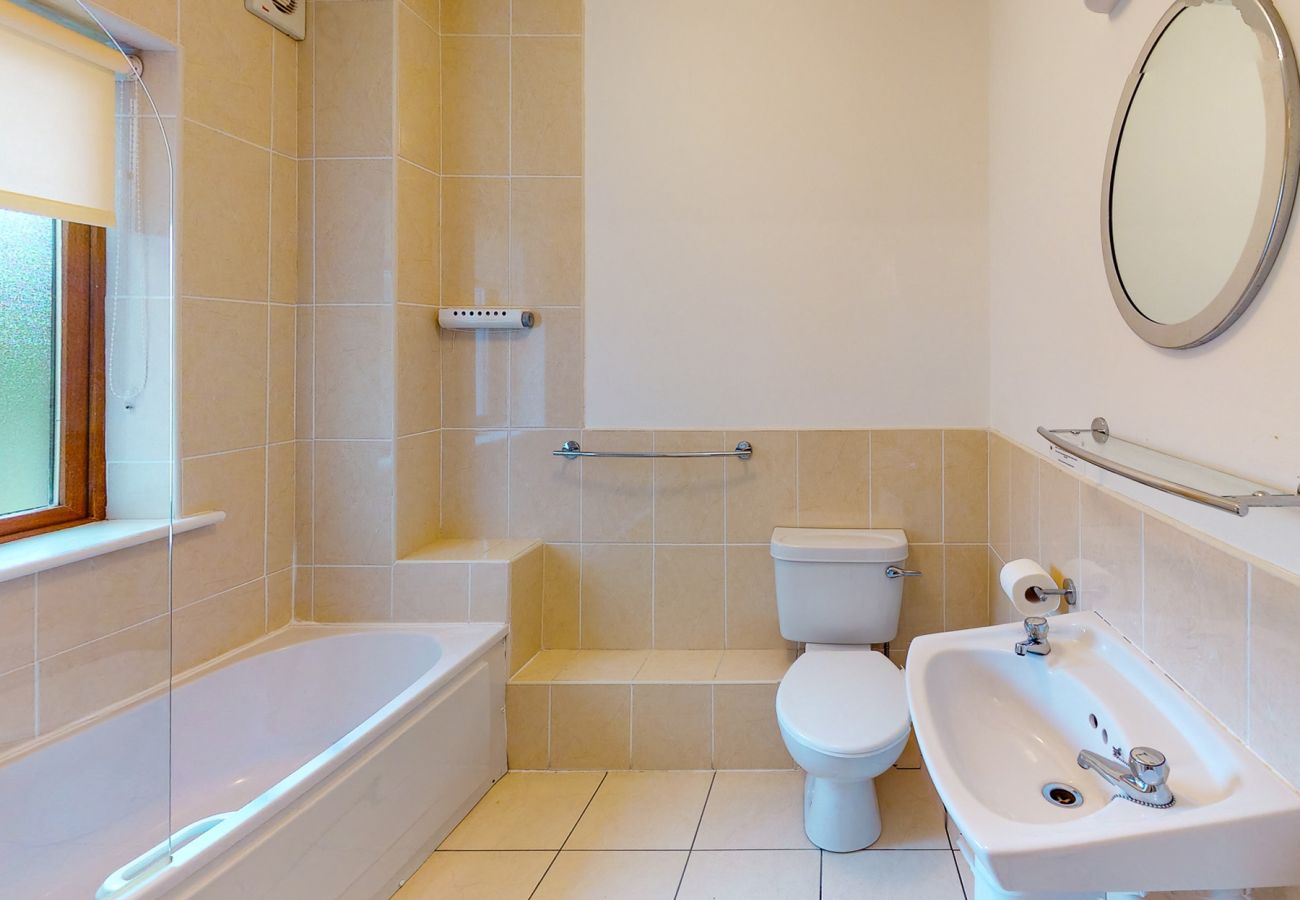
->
1014, 616, 1051, 656
1078, 746, 1175, 808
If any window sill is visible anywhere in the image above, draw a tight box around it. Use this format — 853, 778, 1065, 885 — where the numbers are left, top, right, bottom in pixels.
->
0, 512, 225, 584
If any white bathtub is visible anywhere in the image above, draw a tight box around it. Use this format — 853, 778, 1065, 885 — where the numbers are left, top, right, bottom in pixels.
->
0, 623, 508, 900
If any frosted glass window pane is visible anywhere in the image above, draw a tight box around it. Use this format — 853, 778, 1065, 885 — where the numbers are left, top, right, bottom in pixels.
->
0, 209, 58, 517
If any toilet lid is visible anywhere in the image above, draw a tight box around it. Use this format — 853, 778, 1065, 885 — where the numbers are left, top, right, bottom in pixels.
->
776, 651, 910, 758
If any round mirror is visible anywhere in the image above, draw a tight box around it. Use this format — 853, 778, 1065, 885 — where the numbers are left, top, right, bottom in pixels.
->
1103, 0, 1300, 348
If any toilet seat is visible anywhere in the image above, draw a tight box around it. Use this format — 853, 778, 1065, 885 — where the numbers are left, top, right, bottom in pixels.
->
776, 650, 910, 759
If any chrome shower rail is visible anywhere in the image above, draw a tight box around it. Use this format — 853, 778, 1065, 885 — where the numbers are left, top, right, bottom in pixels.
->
554, 440, 753, 460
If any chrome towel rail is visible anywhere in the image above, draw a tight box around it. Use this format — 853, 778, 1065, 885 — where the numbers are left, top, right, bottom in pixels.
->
554, 440, 753, 460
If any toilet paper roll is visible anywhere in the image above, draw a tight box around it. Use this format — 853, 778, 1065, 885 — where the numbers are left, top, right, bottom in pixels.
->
999, 558, 1060, 617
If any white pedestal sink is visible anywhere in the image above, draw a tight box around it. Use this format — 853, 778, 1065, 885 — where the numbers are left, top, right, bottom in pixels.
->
905, 612, 1300, 899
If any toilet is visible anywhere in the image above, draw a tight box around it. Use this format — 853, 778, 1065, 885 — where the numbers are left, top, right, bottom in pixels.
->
771, 527, 914, 853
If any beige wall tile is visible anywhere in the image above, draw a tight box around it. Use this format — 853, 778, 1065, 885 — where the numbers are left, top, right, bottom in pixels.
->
441, 176, 510, 306
314, 159, 394, 304
654, 546, 725, 650
989, 434, 1039, 562
726, 545, 787, 650
581, 544, 652, 649
1039, 461, 1081, 600
267, 567, 293, 631
39, 617, 169, 733
507, 683, 550, 768
313, 0, 394, 157
943, 545, 988, 632
172, 579, 266, 673
181, 123, 269, 301
397, 4, 440, 172
871, 430, 943, 544
513, 0, 582, 34
271, 32, 298, 157
443, 0, 508, 33
631, 685, 712, 769
942, 430, 988, 543
510, 308, 584, 427
396, 431, 441, 558
181, 0, 272, 144
988, 545, 1019, 625
393, 561, 470, 621
298, 23, 315, 158
0, 578, 34, 674
36, 542, 169, 660
295, 440, 314, 565
270, 154, 298, 305
581, 431, 653, 543
511, 37, 583, 175
797, 431, 869, 527
510, 546, 545, 672
543, 543, 581, 648
441, 329, 510, 427
268, 305, 296, 442
509, 430, 581, 541
398, 315, 451, 430
405, 0, 439, 30
396, 164, 440, 306
174, 448, 267, 606
313, 566, 393, 622
896, 545, 944, 647
442, 36, 509, 174
314, 440, 395, 565
1248, 567, 1300, 787
1079, 483, 1143, 641
550, 684, 631, 769
470, 562, 509, 622
654, 432, 725, 543
713, 684, 792, 769
180, 299, 267, 457
727, 431, 796, 544
1143, 517, 1248, 735
297, 161, 315, 305
314, 305, 394, 439
510, 178, 583, 308
441, 429, 510, 538
0, 666, 34, 752
294, 566, 314, 621
94, 0, 176, 41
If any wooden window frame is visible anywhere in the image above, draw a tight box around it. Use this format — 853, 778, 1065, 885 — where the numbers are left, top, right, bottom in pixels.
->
0, 223, 106, 543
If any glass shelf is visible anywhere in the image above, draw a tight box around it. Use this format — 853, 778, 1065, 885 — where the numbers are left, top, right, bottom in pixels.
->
1037, 418, 1300, 517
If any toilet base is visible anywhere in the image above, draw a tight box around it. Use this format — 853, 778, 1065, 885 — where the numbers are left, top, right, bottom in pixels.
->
802, 773, 881, 852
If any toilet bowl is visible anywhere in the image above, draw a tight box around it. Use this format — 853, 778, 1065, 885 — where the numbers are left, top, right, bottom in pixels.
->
775, 645, 911, 851
770, 527, 916, 852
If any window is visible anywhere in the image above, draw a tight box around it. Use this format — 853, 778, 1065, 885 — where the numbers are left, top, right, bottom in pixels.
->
0, 209, 106, 542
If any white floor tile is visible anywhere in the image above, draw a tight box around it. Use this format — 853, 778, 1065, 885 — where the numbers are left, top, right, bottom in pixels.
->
395, 850, 555, 899
693, 771, 815, 850
440, 772, 605, 850
822, 849, 965, 900
677, 850, 821, 900
565, 771, 714, 850
874, 767, 949, 849
531, 850, 688, 900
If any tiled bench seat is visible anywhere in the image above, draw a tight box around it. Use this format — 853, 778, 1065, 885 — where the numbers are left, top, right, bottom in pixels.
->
506, 649, 799, 771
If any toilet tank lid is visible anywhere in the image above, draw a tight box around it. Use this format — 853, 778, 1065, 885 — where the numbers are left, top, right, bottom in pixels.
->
770, 528, 908, 563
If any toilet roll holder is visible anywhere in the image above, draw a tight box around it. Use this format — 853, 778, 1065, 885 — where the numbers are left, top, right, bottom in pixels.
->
1028, 579, 1077, 608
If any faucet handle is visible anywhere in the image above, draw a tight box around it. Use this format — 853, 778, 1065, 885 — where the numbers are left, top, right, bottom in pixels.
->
1129, 747, 1169, 787
1023, 616, 1049, 640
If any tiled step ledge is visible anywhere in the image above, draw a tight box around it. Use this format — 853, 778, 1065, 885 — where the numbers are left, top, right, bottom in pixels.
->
506, 649, 800, 772
398, 537, 541, 563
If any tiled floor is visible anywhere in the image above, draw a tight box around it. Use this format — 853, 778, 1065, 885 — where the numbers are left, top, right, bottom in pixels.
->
396, 768, 970, 899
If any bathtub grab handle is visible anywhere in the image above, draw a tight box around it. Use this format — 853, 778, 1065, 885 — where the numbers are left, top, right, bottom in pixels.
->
95, 812, 231, 900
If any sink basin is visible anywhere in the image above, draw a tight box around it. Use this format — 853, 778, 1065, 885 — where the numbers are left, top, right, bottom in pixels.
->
906, 612, 1300, 899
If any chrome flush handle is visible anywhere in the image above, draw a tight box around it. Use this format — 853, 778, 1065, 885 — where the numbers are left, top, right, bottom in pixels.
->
885, 566, 921, 579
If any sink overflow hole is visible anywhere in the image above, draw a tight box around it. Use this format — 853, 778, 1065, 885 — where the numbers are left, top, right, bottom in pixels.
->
1042, 783, 1084, 808
1089, 714, 1098, 729
1101, 728, 1109, 744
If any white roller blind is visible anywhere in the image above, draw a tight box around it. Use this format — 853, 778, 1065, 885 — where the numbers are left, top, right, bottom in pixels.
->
0, 1, 128, 227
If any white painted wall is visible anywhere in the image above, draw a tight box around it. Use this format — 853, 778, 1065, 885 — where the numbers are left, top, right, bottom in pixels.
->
987, 0, 1300, 576
585, 0, 989, 429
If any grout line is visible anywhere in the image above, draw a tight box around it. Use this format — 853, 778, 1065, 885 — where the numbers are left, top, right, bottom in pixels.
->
528, 770, 608, 899
673, 770, 716, 899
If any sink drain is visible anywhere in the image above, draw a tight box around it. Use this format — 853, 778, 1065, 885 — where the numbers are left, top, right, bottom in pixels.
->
1042, 783, 1084, 808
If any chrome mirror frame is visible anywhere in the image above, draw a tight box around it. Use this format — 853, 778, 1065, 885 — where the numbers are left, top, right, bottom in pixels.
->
1101, 0, 1300, 349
